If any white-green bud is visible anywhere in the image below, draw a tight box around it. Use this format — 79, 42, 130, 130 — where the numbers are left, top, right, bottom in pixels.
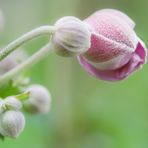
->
23, 84, 51, 114
52, 16, 91, 57
0, 110, 25, 138
4, 96, 22, 110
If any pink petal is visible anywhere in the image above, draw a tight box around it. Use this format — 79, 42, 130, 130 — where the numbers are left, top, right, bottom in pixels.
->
83, 33, 133, 64
83, 9, 138, 65
78, 42, 146, 82
84, 10, 137, 49
97, 9, 135, 29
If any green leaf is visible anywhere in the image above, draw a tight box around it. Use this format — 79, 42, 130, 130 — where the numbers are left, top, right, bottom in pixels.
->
0, 80, 21, 99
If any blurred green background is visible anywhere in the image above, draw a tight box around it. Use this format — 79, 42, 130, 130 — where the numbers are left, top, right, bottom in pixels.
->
0, 0, 148, 148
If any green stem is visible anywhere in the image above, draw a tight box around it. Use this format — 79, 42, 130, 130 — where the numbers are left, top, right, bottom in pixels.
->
0, 43, 53, 83
15, 91, 30, 101
0, 25, 55, 61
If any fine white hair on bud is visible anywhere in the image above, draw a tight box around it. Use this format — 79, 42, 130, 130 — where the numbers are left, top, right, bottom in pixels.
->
23, 84, 51, 114
0, 110, 25, 138
0, 48, 27, 75
4, 96, 22, 110
51, 16, 91, 57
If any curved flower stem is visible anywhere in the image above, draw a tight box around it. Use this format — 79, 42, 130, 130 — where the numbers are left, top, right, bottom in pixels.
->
0, 25, 56, 61
0, 43, 53, 83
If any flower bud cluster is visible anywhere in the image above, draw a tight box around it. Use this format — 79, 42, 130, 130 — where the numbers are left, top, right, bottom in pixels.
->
0, 97, 25, 138
0, 82, 51, 139
0, 40, 51, 138
0, 22, 51, 139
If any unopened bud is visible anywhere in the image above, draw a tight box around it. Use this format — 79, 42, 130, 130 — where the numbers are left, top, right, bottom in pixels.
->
4, 96, 22, 110
52, 16, 91, 57
23, 85, 51, 114
0, 110, 25, 138
0, 48, 27, 75
78, 9, 147, 81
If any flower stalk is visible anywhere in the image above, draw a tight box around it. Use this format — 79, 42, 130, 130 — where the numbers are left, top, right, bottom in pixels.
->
0, 26, 55, 61
0, 43, 53, 83
0, 25, 56, 84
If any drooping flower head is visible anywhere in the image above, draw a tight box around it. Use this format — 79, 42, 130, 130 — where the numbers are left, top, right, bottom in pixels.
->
78, 9, 147, 81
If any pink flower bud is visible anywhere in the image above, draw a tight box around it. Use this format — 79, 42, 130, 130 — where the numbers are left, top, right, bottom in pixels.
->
78, 9, 147, 81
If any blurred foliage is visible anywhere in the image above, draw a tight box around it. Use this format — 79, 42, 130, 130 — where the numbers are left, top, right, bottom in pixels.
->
0, 80, 20, 98
0, 0, 148, 148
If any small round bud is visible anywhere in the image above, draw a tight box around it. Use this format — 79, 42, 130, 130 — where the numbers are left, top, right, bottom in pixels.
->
0, 110, 25, 138
4, 96, 22, 110
0, 48, 27, 75
23, 84, 51, 114
52, 16, 91, 57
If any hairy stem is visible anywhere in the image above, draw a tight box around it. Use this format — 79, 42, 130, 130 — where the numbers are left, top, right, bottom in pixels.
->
0, 25, 55, 61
